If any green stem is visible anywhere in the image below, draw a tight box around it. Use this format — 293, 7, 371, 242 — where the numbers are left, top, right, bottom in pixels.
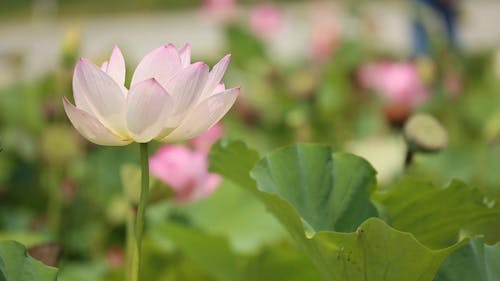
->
131, 142, 149, 281
125, 207, 137, 281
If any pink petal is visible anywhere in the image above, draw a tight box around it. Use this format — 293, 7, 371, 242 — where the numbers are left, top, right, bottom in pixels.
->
100, 61, 109, 71
131, 44, 182, 87
190, 123, 225, 153
149, 145, 220, 203
62, 97, 131, 146
161, 87, 239, 142
201, 55, 231, 100
197, 173, 222, 198
164, 62, 209, 115
150, 146, 204, 189
126, 78, 174, 143
106, 45, 126, 86
73, 58, 128, 137
178, 44, 191, 67
212, 83, 226, 95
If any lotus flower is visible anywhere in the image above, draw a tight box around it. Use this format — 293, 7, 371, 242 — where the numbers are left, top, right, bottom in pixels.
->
63, 44, 239, 146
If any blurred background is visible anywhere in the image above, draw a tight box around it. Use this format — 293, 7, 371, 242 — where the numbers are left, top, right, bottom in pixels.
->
1, 0, 500, 280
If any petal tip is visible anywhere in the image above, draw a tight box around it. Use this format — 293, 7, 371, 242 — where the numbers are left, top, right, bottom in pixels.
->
165, 43, 176, 50
193, 61, 209, 70
219, 54, 231, 64
76, 58, 87, 67
77, 57, 93, 67
111, 45, 123, 55
225, 86, 241, 97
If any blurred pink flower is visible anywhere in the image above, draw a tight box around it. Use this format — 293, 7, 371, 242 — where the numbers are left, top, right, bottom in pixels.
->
202, 0, 237, 24
444, 71, 463, 98
150, 146, 221, 203
150, 125, 225, 203
310, 19, 339, 61
190, 123, 224, 153
309, 2, 340, 61
106, 246, 124, 268
249, 3, 284, 39
358, 61, 429, 107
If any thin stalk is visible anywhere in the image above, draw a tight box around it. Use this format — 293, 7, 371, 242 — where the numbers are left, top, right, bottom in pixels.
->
125, 206, 137, 281
47, 169, 62, 239
131, 142, 149, 281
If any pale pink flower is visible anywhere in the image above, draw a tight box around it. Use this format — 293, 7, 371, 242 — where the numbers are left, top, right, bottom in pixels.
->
249, 3, 284, 39
190, 123, 225, 153
149, 145, 221, 203
358, 61, 428, 107
63, 44, 239, 146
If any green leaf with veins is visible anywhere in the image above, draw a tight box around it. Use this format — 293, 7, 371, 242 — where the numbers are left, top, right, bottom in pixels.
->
434, 238, 500, 281
210, 141, 466, 281
373, 179, 500, 248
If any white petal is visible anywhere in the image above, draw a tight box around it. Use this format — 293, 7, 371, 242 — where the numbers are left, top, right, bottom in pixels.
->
178, 44, 191, 67
101, 58, 127, 96
126, 78, 175, 143
165, 62, 209, 115
131, 44, 182, 86
161, 87, 239, 142
106, 45, 126, 86
201, 54, 231, 99
73, 58, 128, 137
63, 97, 131, 146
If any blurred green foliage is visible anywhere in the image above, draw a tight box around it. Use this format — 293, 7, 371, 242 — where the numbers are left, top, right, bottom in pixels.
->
1, 3, 500, 279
